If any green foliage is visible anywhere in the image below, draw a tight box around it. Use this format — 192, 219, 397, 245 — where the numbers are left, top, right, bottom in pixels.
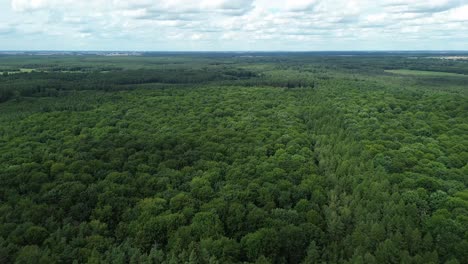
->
0, 54, 467, 263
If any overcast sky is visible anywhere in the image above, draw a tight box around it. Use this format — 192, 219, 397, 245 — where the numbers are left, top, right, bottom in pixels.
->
0, 0, 467, 51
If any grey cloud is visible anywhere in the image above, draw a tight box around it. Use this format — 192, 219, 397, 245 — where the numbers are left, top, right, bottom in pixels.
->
134, 11, 200, 21
286, 1, 318, 12
134, 0, 254, 16
210, 0, 254, 11
284, 30, 333, 36
78, 28, 94, 34
335, 15, 360, 24
385, 0, 464, 14
0, 25, 15, 35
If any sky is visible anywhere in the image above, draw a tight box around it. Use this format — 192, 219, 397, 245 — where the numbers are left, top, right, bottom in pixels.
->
0, 0, 467, 51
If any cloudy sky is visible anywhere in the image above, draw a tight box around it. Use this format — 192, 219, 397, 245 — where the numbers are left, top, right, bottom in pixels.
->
0, 0, 467, 51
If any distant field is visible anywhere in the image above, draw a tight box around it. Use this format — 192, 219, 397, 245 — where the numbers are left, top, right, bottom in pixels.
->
0, 68, 36, 74
0, 68, 91, 74
385, 69, 468, 77
429, 56, 468, 60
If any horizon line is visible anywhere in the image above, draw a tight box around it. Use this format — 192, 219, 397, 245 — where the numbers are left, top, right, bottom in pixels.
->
2, 50, 468, 53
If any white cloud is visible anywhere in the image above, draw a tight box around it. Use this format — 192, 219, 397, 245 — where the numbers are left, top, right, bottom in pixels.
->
442, 4, 468, 21
2, 0, 468, 50
11, 0, 254, 15
189, 33, 205, 40
11, 0, 48, 11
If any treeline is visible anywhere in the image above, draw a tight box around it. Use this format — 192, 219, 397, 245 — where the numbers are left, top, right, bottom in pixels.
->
0, 67, 259, 102
0, 64, 317, 103
3, 54, 467, 103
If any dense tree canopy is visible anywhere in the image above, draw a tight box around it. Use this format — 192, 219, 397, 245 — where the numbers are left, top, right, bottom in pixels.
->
0, 54, 467, 263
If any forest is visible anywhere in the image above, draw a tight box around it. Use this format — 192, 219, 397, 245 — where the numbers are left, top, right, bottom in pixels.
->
0, 53, 467, 263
